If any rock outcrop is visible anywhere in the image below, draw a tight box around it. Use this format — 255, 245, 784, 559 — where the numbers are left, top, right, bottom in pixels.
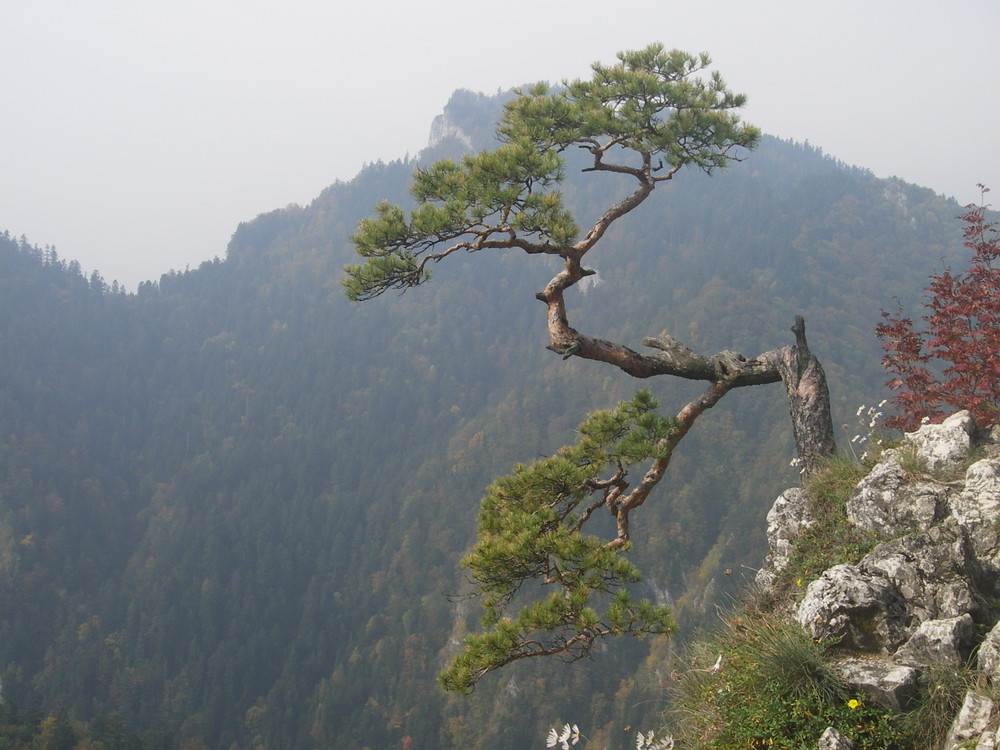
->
758, 411, 1000, 749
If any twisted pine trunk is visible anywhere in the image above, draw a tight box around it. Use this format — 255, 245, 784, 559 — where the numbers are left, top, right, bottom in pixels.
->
763, 316, 837, 474
537, 270, 836, 473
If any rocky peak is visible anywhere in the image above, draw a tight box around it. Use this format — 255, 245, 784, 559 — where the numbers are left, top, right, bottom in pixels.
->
758, 411, 1000, 748
425, 89, 513, 152
427, 109, 474, 151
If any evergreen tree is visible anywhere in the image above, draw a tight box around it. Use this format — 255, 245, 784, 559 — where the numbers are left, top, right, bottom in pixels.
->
346, 44, 837, 693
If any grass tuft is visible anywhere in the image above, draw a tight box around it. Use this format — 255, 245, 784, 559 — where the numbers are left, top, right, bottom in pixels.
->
668, 608, 901, 749
899, 662, 980, 749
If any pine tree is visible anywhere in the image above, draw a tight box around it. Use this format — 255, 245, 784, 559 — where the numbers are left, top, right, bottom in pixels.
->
346, 44, 836, 693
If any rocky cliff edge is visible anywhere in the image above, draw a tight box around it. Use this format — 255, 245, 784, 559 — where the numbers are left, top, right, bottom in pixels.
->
757, 412, 1000, 748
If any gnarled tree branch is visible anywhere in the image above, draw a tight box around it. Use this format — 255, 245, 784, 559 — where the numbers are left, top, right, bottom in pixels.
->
537, 272, 835, 470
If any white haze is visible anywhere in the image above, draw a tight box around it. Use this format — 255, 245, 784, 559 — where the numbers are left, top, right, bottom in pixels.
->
2, 0, 997, 289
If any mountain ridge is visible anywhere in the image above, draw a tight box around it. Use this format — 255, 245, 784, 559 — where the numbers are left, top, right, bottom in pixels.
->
0, 88, 981, 748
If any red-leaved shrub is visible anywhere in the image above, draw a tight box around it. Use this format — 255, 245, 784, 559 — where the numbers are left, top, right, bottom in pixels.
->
877, 186, 1000, 431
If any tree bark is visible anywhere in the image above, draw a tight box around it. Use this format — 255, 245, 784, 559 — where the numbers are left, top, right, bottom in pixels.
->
538, 279, 836, 471
762, 316, 837, 474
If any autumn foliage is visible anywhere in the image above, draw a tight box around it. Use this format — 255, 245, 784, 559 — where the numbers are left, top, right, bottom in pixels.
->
877, 186, 1000, 430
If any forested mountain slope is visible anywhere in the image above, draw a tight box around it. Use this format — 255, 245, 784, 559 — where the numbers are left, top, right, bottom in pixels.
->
0, 89, 973, 749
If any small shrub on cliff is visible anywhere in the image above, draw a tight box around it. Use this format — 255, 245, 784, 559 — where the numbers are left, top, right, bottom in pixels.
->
877, 186, 1000, 430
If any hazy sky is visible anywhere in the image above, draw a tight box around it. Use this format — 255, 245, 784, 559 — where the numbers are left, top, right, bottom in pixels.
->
4, 0, 998, 289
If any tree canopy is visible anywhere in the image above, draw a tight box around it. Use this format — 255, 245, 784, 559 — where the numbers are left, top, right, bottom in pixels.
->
344, 44, 760, 306
438, 391, 678, 693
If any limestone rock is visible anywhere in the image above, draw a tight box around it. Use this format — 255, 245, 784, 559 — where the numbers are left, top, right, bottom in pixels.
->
943, 691, 995, 750
893, 614, 976, 668
904, 410, 976, 474
952, 459, 1000, 525
817, 726, 854, 750
833, 656, 920, 712
977, 729, 999, 750
796, 564, 908, 652
858, 520, 985, 624
981, 424, 1000, 460
846, 458, 946, 536
976, 620, 1000, 678
756, 488, 811, 588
